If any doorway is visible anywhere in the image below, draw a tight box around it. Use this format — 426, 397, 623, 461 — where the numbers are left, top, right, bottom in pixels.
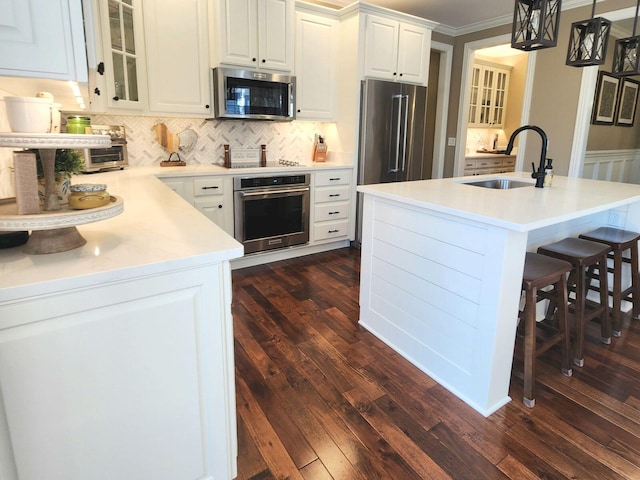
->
454, 34, 536, 177
429, 41, 453, 179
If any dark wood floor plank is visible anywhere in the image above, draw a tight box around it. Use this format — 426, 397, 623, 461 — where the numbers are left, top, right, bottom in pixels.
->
232, 247, 640, 480
236, 414, 270, 480
295, 348, 425, 479
343, 389, 453, 480
299, 459, 333, 480
496, 454, 544, 480
236, 376, 305, 480
235, 340, 318, 469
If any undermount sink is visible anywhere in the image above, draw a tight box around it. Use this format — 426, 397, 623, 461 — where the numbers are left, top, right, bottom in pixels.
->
459, 178, 534, 190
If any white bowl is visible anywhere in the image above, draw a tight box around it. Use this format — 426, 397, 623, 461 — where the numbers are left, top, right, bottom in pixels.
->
3, 96, 53, 133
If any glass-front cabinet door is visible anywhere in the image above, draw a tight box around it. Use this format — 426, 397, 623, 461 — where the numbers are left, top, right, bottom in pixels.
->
467, 61, 511, 128
99, 0, 146, 110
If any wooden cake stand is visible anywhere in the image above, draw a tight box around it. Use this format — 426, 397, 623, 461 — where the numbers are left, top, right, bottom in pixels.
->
0, 133, 124, 254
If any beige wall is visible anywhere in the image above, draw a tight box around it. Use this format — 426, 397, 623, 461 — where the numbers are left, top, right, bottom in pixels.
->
442, 0, 640, 177
502, 54, 527, 140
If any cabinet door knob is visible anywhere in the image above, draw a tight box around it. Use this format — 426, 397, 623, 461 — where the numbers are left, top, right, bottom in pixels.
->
252, 57, 257, 62
218, 204, 223, 209
393, 72, 397, 76
113, 96, 119, 101
97, 62, 105, 75
205, 104, 210, 109
399, 73, 403, 77
261, 59, 266, 63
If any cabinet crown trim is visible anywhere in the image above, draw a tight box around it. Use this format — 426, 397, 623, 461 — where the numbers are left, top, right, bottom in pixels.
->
336, 1, 438, 29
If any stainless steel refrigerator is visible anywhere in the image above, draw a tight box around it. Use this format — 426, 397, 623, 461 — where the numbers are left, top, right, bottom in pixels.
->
356, 78, 428, 244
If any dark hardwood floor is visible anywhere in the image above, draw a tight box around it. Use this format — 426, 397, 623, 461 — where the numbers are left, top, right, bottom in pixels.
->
231, 247, 640, 480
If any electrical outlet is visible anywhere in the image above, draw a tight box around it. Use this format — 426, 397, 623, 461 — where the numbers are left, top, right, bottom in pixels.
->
609, 210, 626, 227
447, 137, 456, 147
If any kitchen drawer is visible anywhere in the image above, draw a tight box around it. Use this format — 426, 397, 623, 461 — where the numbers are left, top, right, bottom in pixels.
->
194, 177, 224, 196
315, 170, 351, 187
313, 220, 349, 241
476, 158, 503, 169
315, 185, 351, 203
314, 201, 349, 222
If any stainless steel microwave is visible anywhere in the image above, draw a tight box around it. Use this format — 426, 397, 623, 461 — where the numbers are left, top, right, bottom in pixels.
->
212, 67, 296, 121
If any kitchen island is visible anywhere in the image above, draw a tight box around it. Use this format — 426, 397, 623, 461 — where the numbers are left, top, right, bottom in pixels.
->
0, 170, 243, 479
357, 172, 640, 416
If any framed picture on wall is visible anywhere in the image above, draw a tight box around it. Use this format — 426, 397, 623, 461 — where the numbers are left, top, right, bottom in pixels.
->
615, 78, 640, 127
592, 71, 620, 125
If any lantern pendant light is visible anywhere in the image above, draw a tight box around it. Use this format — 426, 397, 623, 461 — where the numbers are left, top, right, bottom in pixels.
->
566, 0, 611, 66
612, 0, 640, 76
511, 0, 562, 51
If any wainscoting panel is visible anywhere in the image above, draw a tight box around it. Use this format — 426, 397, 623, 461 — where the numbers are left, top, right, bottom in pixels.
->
582, 149, 640, 184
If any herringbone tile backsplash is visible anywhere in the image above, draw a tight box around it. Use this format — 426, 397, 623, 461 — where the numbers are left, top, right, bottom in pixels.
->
90, 114, 337, 167
0, 101, 342, 198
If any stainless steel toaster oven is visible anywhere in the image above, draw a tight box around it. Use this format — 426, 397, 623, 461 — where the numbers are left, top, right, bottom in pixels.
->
81, 125, 129, 172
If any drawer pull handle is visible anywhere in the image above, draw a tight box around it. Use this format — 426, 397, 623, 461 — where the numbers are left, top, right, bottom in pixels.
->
328, 211, 340, 215
329, 177, 341, 181
328, 229, 340, 233
329, 194, 340, 197
202, 186, 219, 190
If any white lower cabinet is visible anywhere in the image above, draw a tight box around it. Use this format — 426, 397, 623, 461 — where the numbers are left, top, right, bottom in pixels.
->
312, 169, 352, 243
162, 168, 355, 259
161, 176, 234, 236
0, 263, 237, 480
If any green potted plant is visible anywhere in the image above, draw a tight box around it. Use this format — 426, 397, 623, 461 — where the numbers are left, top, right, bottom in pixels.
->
32, 149, 85, 205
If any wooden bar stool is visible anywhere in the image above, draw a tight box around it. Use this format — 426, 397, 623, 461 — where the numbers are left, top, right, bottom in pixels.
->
579, 227, 640, 336
537, 238, 611, 367
517, 252, 573, 408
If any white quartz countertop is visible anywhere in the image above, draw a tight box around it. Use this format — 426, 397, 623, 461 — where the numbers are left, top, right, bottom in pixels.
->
357, 172, 640, 232
0, 167, 249, 299
465, 152, 515, 159
149, 161, 354, 178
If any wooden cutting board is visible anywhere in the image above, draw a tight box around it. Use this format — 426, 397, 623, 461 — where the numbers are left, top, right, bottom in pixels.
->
155, 123, 179, 152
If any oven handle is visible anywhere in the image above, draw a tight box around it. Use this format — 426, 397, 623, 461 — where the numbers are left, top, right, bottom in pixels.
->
238, 186, 310, 198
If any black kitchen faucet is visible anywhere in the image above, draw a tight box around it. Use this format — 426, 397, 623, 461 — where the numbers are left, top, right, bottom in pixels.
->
505, 125, 548, 188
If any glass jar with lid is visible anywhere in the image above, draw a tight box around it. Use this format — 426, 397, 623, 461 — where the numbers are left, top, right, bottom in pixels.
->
68, 183, 110, 209
66, 116, 91, 134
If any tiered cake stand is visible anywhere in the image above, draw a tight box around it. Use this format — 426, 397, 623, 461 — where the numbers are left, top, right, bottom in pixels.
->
0, 133, 124, 254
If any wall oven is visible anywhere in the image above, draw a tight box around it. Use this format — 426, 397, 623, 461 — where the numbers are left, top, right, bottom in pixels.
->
234, 174, 310, 254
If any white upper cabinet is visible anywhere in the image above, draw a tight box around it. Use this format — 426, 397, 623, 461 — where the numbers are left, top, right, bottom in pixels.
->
468, 61, 511, 128
142, 0, 211, 114
0, 0, 87, 82
363, 14, 431, 86
295, 9, 339, 121
214, 0, 294, 72
95, 0, 147, 111
89, 0, 211, 115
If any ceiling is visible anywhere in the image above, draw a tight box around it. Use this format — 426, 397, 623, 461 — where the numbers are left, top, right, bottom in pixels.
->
314, 0, 517, 33
314, 0, 617, 35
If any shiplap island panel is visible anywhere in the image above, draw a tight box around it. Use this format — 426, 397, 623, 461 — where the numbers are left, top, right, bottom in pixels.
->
357, 172, 640, 416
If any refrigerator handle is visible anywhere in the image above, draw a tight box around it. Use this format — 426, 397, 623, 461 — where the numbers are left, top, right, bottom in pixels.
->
400, 94, 409, 173
390, 94, 403, 173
